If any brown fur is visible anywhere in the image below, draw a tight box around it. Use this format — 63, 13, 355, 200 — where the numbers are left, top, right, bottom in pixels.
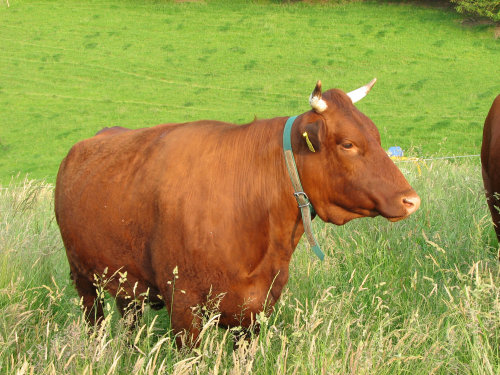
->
481, 95, 500, 244
55, 86, 420, 346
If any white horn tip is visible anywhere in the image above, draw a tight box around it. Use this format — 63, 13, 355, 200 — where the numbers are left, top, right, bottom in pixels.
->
367, 78, 377, 91
347, 78, 377, 104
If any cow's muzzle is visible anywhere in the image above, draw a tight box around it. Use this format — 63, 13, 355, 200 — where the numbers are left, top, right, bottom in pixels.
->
388, 193, 420, 222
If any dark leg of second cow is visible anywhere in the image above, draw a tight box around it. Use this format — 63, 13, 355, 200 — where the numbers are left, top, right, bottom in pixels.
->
483, 169, 500, 253
486, 191, 500, 248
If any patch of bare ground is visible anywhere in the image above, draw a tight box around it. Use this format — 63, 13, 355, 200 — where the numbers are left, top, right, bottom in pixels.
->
375, 0, 453, 9
383, 1, 499, 39
300, 0, 453, 9
460, 18, 499, 38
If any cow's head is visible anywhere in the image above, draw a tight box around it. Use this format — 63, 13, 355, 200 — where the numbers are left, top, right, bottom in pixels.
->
292, 80, 420, 225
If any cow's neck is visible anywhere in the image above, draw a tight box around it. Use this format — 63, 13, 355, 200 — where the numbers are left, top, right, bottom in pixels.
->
235, 117, 313, 272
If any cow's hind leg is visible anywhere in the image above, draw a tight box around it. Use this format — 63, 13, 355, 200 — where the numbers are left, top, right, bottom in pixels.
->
116, 296, 142, 329
71, 270, 104, 326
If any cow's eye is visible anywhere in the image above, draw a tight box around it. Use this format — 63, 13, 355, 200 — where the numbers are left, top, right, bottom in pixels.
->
342, 142, 354, 149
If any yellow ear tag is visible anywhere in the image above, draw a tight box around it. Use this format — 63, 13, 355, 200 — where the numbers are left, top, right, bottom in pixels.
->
303, 132, 316, 152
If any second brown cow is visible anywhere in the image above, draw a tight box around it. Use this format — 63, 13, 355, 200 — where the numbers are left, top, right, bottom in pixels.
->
481, 94, 500, 244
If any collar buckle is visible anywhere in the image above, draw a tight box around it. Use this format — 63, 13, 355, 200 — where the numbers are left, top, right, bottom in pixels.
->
293, 191, 311, 208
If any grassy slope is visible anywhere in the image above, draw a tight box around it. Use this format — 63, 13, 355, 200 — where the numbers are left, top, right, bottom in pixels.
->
0, 0, 499, 183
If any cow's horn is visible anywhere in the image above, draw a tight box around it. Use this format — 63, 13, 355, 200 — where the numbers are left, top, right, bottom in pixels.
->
347, 78, 377, 104
309, 80, 328, 113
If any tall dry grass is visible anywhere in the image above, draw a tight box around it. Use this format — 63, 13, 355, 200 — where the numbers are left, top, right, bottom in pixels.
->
0, 159, 499, 374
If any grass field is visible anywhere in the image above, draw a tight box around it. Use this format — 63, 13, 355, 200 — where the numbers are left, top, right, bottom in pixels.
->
1, 159, 499, 374
0, 0, 499, 183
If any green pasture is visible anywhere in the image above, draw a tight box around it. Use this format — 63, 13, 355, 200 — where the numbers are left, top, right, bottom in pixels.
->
0, 0, 499, 183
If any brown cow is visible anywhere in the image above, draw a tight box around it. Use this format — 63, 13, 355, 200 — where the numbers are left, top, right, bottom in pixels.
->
481, 95, 500, 243
55, 81, 420, 346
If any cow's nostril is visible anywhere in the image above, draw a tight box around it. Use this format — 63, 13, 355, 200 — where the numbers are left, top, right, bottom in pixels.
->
402, 196, 421, 215
403, 198, 414, 208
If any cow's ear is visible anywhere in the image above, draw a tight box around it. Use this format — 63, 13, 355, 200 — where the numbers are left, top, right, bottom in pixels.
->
302, 120, 323, 153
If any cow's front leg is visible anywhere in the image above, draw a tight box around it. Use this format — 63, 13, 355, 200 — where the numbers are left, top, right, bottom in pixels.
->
161, 287, 203, 348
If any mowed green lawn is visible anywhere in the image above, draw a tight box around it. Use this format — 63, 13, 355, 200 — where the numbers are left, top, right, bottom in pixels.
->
0, 0, 498, 183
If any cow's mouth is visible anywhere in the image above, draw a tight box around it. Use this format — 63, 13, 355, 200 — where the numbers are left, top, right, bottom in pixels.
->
321, 205, 376, 225
386, 215, 408, 223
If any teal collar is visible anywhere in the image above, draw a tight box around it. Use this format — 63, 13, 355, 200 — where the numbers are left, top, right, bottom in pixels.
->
282, 116, 325, 261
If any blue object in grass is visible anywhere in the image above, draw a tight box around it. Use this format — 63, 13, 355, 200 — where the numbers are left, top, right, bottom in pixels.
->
388, 146, 403, 157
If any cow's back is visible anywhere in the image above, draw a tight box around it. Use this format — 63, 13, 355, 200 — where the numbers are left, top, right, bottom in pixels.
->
481, 95, 500, 241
